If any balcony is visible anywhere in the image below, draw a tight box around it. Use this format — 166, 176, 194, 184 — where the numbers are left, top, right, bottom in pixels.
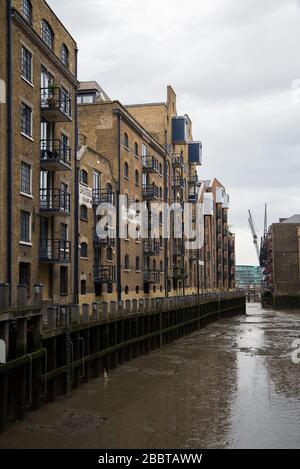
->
173, 268, 188, 280
172, 116, 188, 144
173, 240, 185, 256
143, 239, 160, 256
172, 154, 184, 168
92, 189, 115, 206
172, 177, 185, 190
142, 184, 159, 200
188, 142, 202, 166
144, 270, 160, 284
41, 87, 72, 122
40, 189, 71, 216
142, 156, 159, 173
94, 265, 116, 283
188, 174, 199, 185
93, 228, 115, 247
39, 240, 71, 263
188, 190, 197, 203
189, 250, 198, 261
40, 140, 72, 171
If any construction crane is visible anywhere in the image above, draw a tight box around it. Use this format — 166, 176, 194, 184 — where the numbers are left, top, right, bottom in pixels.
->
248, 209, 260, 263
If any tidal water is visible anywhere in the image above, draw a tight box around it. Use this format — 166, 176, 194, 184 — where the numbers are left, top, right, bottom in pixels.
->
1, 303, 300, 449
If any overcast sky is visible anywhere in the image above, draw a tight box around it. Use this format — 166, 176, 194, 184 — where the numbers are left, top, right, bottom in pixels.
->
49, 0, 300, 265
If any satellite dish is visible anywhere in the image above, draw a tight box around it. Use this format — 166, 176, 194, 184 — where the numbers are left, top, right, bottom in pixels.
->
0, 339, 6, 364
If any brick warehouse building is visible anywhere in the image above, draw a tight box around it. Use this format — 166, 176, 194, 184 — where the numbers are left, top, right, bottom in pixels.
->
0, 0, 236, 316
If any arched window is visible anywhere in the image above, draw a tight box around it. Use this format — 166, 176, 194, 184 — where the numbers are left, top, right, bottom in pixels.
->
159, 212, 163, 225
81, 280, 87, 295
80, 242, 88, 258
124, 133, 129, 149
159, 163, 162, 175
41, 19, 54, 50
134, 142, 139, 156
136, 286, 139, 294
135, 169, 139, 185
136, 256, 140, 271
125, 254, 130, 270
124, 162, 129, 178
125, 286, 129, 295
160, 261, 163, 272
80, 169, 88, 185
60, 44, 69, 67
153, 285, 156, 293
107, 247, 113, 261
22, 0, 32, 25
80, 205, 88, 221
160, 285, 163, 293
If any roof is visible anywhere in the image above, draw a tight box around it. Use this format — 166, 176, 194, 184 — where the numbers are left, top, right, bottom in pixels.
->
281, 215, 300, 224
78, 81, 111, 101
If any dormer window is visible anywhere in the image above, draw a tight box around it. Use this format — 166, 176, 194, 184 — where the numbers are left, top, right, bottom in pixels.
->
60, 44, 69, 67
22, 0, 32, 25
41, 20, 54, 50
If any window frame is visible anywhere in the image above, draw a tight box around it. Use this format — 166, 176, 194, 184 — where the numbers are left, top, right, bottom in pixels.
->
21, 102, 33, 139
20, 161, 32, 197
21, 0, 33, 25
20, 210, 32, 245
21, 46, 33, 85
60, 266, 68, 296
80, 242, 88, 259
80, 205, 88, 221
60, 43, 69, 68
41, 19, 54, 50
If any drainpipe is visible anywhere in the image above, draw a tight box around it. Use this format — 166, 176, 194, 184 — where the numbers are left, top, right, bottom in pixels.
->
164, 159, 168, 297
6, 0, 12, 305
116, 114, 122, 304
73, 46, 79, 305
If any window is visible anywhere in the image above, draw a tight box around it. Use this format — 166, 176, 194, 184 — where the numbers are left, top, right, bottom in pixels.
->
124, 162, 129, 178
19, 262, 31, 295
20, 210, 31, 243
134, 142, 139, 157
135, 170, 139, 186
136, 286, 139, 294
160, 235, 163, 249
159, 212, 163, 225
124, 133, 129, 149
80, 242, 88, 258
160, 261, 163, 272
125, 223, 129, 240
125, 254, 130, 270
153, 285, 156, 293
93, 170, 101, 191
21, 162, 32, 195
107, 247, 113, 261
107, 283, 113, 294
22, 0, 32, 25
41, 20, 54, 50
60, 267, 68, 296
81, 280, 87, 295
80, 205, 88, 221
136, 256, 140, 271
21, 47, 32, 83
21, 102, 32, 138
125, 286, 129, 295
60, 223, 68, 244
60, 44, 69, 67
159, 187, 163, 199
80, 169, 88, 185
160, 285, 163, 292
159, 163, 162, 175
153, 260, 157, 271
77, 94, 96, 104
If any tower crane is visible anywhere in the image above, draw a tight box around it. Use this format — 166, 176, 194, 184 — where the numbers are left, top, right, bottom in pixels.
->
248, 209, 260, 263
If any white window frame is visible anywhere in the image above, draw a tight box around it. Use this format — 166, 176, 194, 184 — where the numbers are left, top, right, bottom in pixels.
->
20, 161, 32, 198
21, 101, 33, 140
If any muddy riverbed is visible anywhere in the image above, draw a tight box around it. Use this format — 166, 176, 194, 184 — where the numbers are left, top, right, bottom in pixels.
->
1, 303, 300, 449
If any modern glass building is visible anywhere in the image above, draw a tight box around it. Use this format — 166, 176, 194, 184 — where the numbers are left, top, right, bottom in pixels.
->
236, 265, 262, 288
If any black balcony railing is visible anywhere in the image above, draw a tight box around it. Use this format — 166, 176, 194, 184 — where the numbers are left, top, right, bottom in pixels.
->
143, 239, 160, 256
39, 240, 71, 263
173, 268, 187, 280
93, 228, 115, 247
172, 177, 185, 190
142, 156, 159, 173
173, 240, 185, 256
172, 155, 184, 168
93, 265, 116, 283
144, 270, 160, 284
92, 189, 115, 206
188, 174, 199, 184
40, 139, 72, 170
40, 188, 71, 215
142, 184, 159, 200
41, 87, 72, 121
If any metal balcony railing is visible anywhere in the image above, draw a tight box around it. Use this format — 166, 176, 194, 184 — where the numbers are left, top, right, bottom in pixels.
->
93, 228, 115, 247
172, 177, 185, 190
172, 154, 184, 168
40, 139, 72, 170
143, 239, 160, 256
40, 188, 71, 215
188, 174, 199, 184
144, 270, 160, 284
92, 189, 115, 206
41, 87, 72, 121
173, 268, 187, 280
93, 265, 116, 283
142, 184, 159, 200
142, 156, 159, 173
39, 240, 71, 263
